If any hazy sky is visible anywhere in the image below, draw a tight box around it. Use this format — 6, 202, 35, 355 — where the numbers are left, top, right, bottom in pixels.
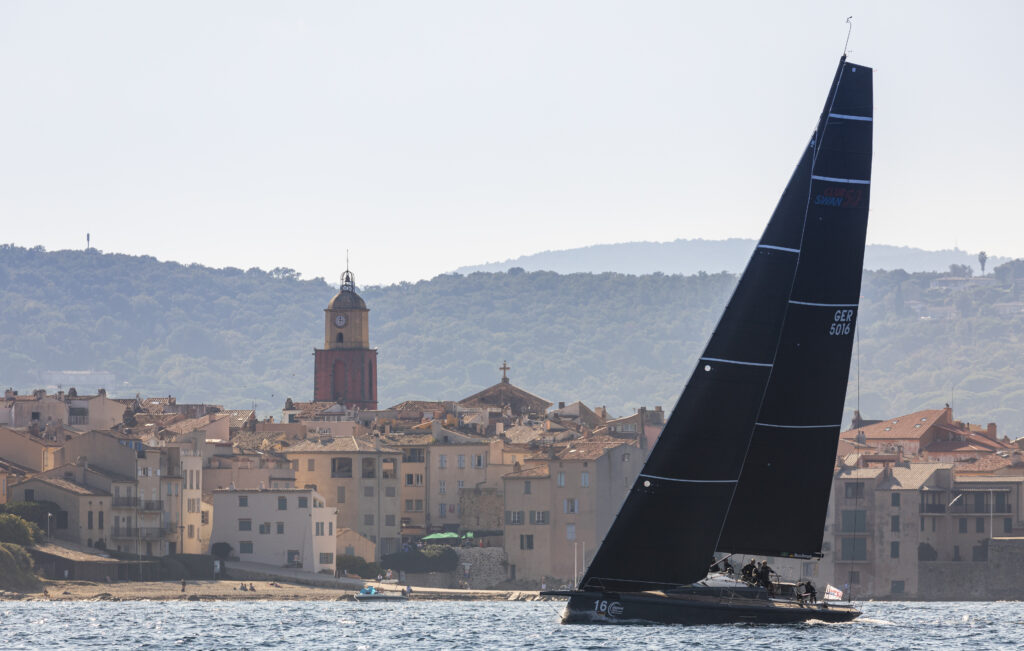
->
1, 1, 1021, 286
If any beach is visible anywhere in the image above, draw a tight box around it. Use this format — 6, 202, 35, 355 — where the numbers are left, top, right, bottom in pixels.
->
2, 579, 548, 602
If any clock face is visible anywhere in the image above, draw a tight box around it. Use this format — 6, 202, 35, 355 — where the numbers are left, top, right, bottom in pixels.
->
334, 314, 347, 327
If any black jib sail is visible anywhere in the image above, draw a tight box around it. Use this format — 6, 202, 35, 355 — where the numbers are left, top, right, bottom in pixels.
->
717, 58, 872, 558
580, 57, 871, 592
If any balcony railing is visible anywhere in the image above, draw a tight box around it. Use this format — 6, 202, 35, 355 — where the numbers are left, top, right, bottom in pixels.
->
111, 527, 172, 540
141, 500, 164, 512
112, 497, 140, 508
949, 503, 1012, 515
920, 504, 946, 514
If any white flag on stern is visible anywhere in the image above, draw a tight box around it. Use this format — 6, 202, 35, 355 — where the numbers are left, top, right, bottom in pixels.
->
824, 584, 844, 601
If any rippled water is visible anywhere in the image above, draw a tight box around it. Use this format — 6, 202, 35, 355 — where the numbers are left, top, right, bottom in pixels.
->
2, 600, 1022, 650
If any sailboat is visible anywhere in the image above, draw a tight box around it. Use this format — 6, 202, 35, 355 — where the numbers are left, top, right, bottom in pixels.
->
543, 55, 872, 625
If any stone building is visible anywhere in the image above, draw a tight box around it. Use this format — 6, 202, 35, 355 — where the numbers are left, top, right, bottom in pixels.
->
284, 435, 401, 558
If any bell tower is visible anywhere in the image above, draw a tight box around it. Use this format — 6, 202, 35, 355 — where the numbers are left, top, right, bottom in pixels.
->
313, 267, 378, 409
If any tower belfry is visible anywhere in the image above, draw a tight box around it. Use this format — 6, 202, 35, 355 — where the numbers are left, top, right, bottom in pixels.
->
313, 265, 378, 408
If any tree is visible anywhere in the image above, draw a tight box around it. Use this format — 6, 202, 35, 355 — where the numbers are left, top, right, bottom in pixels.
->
978, 251, 988, 276
949, 263, 973, 278
0, 514, 43, 547
211, 542, 233, 558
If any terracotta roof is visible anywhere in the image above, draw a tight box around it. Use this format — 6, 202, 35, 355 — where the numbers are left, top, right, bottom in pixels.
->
166, 413, 230, 436
284, 436, 400, 454
835, 467, 884, 481
0, 456, 33, 476
955, 455, 1021, 473
954, 476, 1024, 484
889, 463, 953, 490
384, 434, 436, 446
557, 438, 634, 461
504, 465, 550, 479
840, 409, 947, 441
387, 401, 449, 412
15, 475, 109, 497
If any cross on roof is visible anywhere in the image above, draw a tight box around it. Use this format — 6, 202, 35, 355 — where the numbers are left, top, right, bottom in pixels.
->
500, 360, 510, 382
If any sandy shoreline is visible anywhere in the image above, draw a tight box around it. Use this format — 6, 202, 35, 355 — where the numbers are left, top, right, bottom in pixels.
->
1, 579, 552, 602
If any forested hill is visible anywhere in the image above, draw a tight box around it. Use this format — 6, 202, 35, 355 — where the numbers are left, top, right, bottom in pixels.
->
455, 239, 1008, 277
3, 244, 1024, 437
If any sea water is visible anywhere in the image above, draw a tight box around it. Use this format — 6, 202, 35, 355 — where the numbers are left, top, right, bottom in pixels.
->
1, 600, 1022, 650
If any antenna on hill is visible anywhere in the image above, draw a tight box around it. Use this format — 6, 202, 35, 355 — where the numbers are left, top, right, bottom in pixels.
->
844, 16, 853, 56
86, 233, 90, 250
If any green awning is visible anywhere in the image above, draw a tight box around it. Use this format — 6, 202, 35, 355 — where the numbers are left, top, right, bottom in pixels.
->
421, 532, 459, 541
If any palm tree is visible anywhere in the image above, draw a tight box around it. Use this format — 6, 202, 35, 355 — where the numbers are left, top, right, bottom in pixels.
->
979, 251, 988, 276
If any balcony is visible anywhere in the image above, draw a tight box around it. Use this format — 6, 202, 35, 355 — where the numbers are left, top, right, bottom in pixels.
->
920, 504, 946, 514
141, 500, 164, 512
949, 502, 1011, 515
110, 527, 171, 540
112, 497, 140, 508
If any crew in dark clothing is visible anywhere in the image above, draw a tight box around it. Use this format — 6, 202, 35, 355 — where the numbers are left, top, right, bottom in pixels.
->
722, 559, 734, 575
804, 580, 817, 604
758, 561, 774, 595
741, 560, 757, 584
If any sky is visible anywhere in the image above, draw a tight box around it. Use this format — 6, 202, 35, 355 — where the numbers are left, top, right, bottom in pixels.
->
1, 1, 1021, 287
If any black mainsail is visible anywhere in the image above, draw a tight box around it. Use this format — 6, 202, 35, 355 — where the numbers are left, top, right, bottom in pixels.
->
717, 59, 873, 558
581, 57, 872, 592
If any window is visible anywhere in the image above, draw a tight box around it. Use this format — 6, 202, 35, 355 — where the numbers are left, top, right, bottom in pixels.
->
1005, 518, 1013, 534
524, 481, 531, 495
456, 480, 464, 490
385, 514, 395, 527
87, 511, 93, 530
238, 519, 252, 531
848, 571, 860, 584
976, 518, 985, 533
98, 511, 104, 530
920, 517, 925, 531
473, 455, 484, 468
891, 493, 901, 507
891, 541, 900, 558
331, 457, 352, 478
278, 496, 287, 510
364, 486, 375, 498
564, 498, 578, 514
307, 459, 315, 472
414, 499, 423, 511
439, 504, 447, 518
439, 455, 447, 469
259, 522, 271, 534
298, 496, 309, 509
364, 514, 374, 526
403, 448, 425, 463
201, 511, 209, 525
276, 522, 285, 534
439, 480, 447, 495
557, 472, 565, 487
329, 521, 334, 535
362, 458, 376, 479
841, 510, 867, 532
23, 489, 34, 501
959, 518, 967, 533
458, 454, 466, 469
891, 515, 900, 533
238, 495, 248, 507
529, 510, 551, 525
337, 486, 346, 503
581, 472, 590, 488
844, 482, 865, 499
891, 580, 905, 594
320, 553, 334, 565
505, 510, 524, 525
520, 534, 534, 550
840, 537, 866, 561
315, 522, 325, 536
188, 524, 195, 538
566, 524, 576, 541
239, 541, 253, 554
385, 486, 396, 497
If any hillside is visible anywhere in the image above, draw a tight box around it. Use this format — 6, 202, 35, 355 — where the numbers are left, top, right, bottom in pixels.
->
2, 245, 1024, 437
455, 239, 1008, 277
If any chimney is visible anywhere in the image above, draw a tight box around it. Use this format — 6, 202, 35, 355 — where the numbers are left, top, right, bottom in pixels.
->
986, 423, 997, 440
431, 419, 442, 437
4, 388, 14, 399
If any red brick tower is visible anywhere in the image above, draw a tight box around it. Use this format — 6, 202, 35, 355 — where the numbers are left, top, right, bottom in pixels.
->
313, 269, 378, 409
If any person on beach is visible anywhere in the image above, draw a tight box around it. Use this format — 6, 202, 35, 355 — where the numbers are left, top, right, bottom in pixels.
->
181, 578, 187, 593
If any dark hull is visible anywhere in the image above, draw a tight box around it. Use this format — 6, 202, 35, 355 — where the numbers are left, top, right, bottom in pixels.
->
545, 590, 860, 625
